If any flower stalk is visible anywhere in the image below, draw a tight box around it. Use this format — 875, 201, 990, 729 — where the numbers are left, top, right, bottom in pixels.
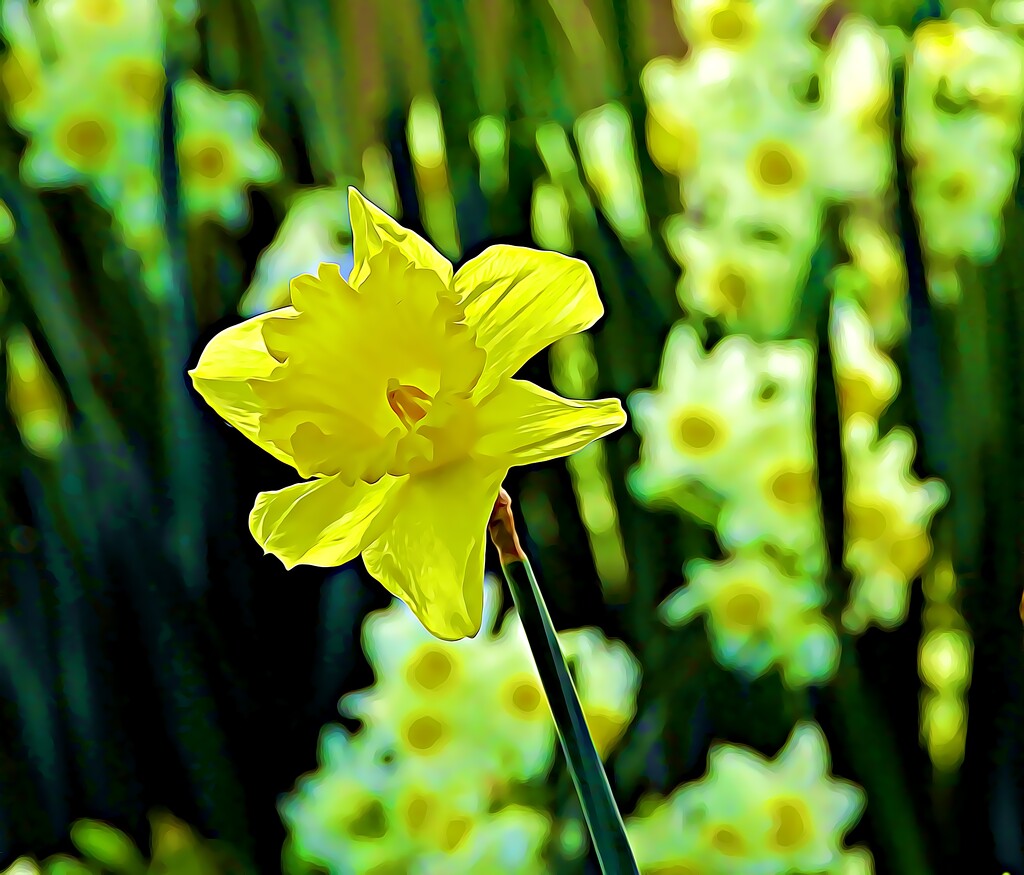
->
488, 489, 639, 875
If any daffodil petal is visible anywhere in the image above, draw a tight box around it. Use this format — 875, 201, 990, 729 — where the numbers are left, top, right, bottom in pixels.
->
249, 473, 405, 569
361, 461, 506, 640
454, 246, 605, 397
474, 378, 626, 465
348, 187, 453, 289
188, 307, 300, 468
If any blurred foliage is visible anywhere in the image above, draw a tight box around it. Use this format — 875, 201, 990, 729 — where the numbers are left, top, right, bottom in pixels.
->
0, 0, 1022, 873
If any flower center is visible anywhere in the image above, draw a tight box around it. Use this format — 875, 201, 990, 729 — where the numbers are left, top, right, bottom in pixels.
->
722, 589, 765, 629
770, 799, 810, 849
387, 379, 432, 428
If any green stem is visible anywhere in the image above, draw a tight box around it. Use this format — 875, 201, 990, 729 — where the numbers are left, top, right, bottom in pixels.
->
490, 492, 639, 875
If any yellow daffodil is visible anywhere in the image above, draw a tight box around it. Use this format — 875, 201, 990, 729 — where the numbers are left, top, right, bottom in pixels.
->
829, 298, 900, 423
190, 188, 626, 640
626, 721, 869, 875
828, 209, 908, 349
0, 858, 39, 875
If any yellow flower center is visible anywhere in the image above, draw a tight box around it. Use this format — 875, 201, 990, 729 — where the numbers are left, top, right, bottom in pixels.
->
838, 374, 881, 419
406, 646, 454, 691
848, 502, 888, 541
722, 589, 765, 629
673, 411, 721, 453
347, 799, 389, 839
710, 826, 746, 856
440, 816, 472, 851
586, 709, 627, 757
187, 144, 227, 180
403, 714, 448, 753
402, 792, 434, 832
707, 2, 753, 43
891, 532, 931, 579
769, 798, 810, 849
61, 118, 113, 167
937, 173, 969, 203
387, 379, 433, 428
1, 54, 36, 107
750, 142, 801, 192
715, 268, 747, 315
769, 469, 816, 507
507, 678, 545, 718
117, 60, 165, 110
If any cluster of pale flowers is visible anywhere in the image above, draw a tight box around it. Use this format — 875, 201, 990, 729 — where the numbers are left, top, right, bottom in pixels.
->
629, 324, 840, 686
626, 721, 871, 875
904, 4, 1024, 303
279, 576, 641, 874
632, 0, 953, 689
643, 0, 895, 340
0, 0, 280, 292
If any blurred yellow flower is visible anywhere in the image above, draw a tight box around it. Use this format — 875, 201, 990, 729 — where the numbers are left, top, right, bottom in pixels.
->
174, 75, 282, 230
239, 186, 354, 317
626, 721, 869, 875
828, 297, 900, 423
0, 858, 39, 875
828, 209, 908, 348
190, 188, 626, 639
343, 576, 640, 786
660, 551, 838, 686
629, 323, 821, 572
5, 324, 69, 459
560, 626, 642, 759
841, 414, 948, 631
904, 8, 1024, 303
280, 722, 551, 874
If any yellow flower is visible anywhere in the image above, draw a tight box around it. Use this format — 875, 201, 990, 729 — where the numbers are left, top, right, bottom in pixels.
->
190, 189, 626, 639
828, 298, 900, 423
841, 414, 948, 631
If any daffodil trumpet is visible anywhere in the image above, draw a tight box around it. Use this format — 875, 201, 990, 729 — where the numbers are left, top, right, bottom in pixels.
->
489, 490, 639, 875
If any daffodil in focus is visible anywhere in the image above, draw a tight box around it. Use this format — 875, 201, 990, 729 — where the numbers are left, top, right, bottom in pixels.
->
189, 188, 626, 640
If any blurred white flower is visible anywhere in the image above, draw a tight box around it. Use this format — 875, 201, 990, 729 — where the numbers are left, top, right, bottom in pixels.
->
240, 187, 354, 317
